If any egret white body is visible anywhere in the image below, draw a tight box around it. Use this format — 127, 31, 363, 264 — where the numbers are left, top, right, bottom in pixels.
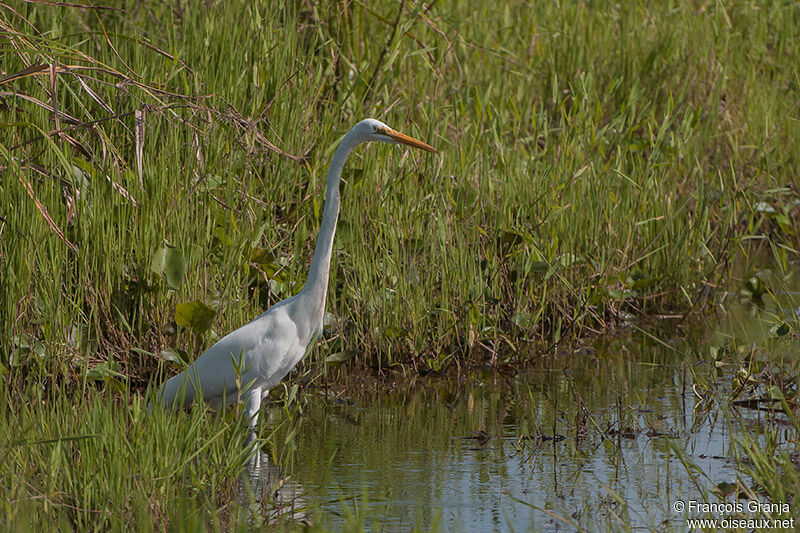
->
155, 119, 437, 439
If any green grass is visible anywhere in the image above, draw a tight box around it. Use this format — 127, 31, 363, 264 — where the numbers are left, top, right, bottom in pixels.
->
2, 0, 800, 529
4, 0, 800, 374
0, 382, 257, 530
695, 256, 800, 525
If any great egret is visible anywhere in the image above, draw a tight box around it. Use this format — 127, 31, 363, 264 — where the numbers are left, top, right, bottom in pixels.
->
154, 118, 437, 442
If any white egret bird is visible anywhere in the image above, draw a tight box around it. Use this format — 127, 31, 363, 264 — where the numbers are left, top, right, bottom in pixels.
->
155, 118, 437, 440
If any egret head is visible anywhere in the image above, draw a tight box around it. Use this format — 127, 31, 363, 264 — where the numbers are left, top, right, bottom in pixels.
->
351, 118, 438, 153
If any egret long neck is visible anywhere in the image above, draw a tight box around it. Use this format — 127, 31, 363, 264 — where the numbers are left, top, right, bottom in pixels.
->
301, 140, 355, 318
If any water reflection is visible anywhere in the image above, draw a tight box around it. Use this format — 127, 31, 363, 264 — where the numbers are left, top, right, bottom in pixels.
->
238, 450, 309, 526
256, 333, 740, 531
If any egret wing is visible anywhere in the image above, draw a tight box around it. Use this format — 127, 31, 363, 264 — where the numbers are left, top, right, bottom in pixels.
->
157, 308, 299, 408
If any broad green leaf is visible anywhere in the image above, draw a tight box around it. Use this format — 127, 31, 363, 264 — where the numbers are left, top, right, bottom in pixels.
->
712, 481, 737, 498
765, 385, 785, 400
286, 383, 299, 406
467, 302, 482, 326
709, 345, 725, 360
175, 301, 216, 334
250, 247, 276, 266
427, 356, 443, 372
500, 229, 525, 255
511, 312, 532, 327
558, 253, 583, 267
85, 361, 127, 391
159, 348, 191, 367
630, 277, 657, 291
771, 322, 791, 337
774, 213, 793, 235
151, 246, 186, 290
744, 276, 765, 297
325, 350, 357, 365
85, 361, 126, 381
383, 326, 408, 339
530, 261, 549, 273
609, 288, 636, 300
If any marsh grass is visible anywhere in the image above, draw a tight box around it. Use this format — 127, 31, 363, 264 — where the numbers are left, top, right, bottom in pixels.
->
2, 0, 800, 529
5, 1, 800, 374
0, 382, 265, 530
679, 247, 800, 525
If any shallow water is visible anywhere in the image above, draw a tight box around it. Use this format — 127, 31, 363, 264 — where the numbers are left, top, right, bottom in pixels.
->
251, 329, 750, 531
236, 261, 800, 532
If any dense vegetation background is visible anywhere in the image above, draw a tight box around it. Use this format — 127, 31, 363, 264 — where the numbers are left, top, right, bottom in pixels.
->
2, 1, 800, 528
3, 1, 799, 378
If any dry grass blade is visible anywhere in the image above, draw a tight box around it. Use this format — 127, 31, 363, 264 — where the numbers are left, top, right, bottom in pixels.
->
25, 161, 72, 188
132, 37, 194, 75
213, 106, 307, 162
49, 63, 60, 132
21, 0, 123, 10
354, 0, 448, 82
92, 11, 135, 76
0, 63, 50, 85
65, 186, 76, 225
75, 75, 113, 113
0, 90, 81, 123
0, 64, 110, 87
134, 108, 144, 188
1, 61, 211, 102
107, 177, 137, 207
363, 0, 404, 107
60, 131, 90, 158
0, 19, 36, 69
18, 173, 78, 253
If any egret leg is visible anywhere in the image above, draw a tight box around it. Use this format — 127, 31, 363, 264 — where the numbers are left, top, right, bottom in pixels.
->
245, 386, 263, 475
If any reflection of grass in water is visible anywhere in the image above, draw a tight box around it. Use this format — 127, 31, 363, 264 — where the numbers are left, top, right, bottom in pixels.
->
687, 259, 800, 525
271, 339, 731, 531
513, 343, 680, 530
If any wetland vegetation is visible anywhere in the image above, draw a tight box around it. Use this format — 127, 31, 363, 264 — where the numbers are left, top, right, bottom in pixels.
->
2, 0, 800, 530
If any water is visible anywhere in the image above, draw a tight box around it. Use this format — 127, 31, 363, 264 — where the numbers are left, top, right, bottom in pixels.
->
236, 260, 800, 531
248, 330, 749, 531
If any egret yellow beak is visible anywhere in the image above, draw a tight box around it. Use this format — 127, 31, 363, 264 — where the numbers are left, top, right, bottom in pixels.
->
379, 127, 438, 153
